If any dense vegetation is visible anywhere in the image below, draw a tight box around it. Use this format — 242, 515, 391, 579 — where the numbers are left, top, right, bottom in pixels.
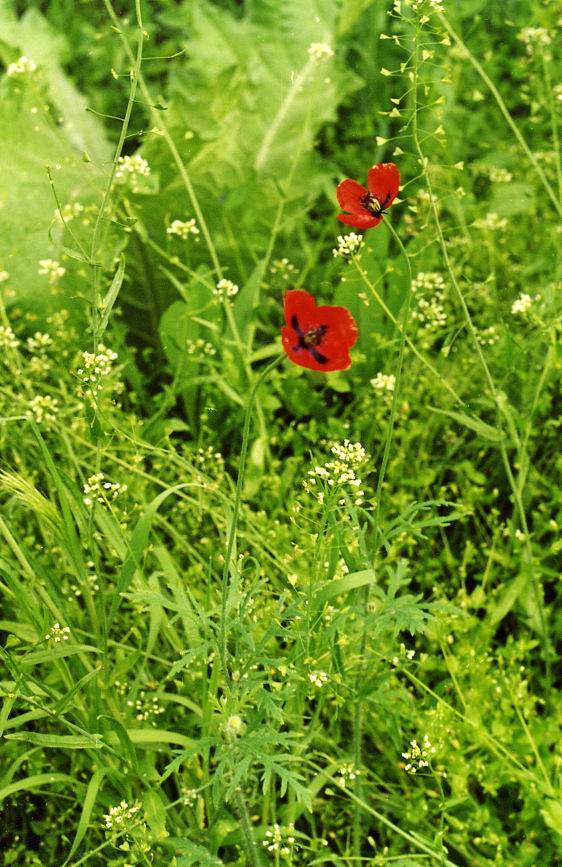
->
1, 0, 561, 864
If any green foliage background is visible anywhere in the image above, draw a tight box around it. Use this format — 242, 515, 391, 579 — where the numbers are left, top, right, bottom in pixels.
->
0, 0, 561, 865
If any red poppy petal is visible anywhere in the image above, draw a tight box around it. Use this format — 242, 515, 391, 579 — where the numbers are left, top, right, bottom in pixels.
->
367, 162, 400, 208
283, 289, 316, 330
337, 212, 380, 229
336, 179, 368, 213
315, 305, 359, 351
281, 292, 359, 372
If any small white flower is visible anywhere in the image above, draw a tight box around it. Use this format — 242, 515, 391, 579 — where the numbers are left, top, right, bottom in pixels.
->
77, 344, 118, 396
0, 326, 19, 350
115, 154, 151, 179
186, 338, 216, 357
45, 622, 70, 643
473, 212, 508, 231
308, 42, 334, 62
0, 270, 10, 282
402, 733, 436, 774
370, 372, 396, 393
83, 473, 127, 507
308, 670, 329, 689
38, 259, 65, 284
167, 218, 200, 240
518, 26, 551, 55
26, 332, 53, 353
511, 292, 536, 317
102, 800, 140, 831
332, 232, 364, 259
7, 56, 37, 77
27, 395, 59, 425
263, 823, 296, 856
214, 278, 239, 299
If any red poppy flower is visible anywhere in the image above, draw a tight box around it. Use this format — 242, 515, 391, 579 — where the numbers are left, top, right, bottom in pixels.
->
336, 162, 400, 229
281, 289, 359, 372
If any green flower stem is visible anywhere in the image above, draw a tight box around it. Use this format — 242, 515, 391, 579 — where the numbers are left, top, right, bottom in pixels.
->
219, 355, 284, 678
94, 0, 145, 352
352, 218, 414, 857
235, 788, 264, 867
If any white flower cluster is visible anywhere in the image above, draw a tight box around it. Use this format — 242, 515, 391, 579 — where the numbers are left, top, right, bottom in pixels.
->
477, 325, 499, 346
402, 734, 435, 773
45, 622, 70, 642
270, 258, 296, 279
304, 440, 368, 506
38, 259, 65, 284
83, 473, 128, 508
115, 154, 151, 179
186, 337, 216, 357
263, 823, 296, 856
392, 642, 416, 665
26, 332, 52, 353
412, 294, 447, 331
518, 27, 552, 55
308, 670, 329, 689
411, 271, 445, 293
370, 372, 396, 393
27, 395, 59, 425
393, 0, 444, 16
103, 800, 140, 831
477, 165, 513, 184
77, 344, 118, 393
332, 232, 364, 259
0, 326, 19, 350
167, 218, 200, 240
127, 691, 165, 723
181, 787, 197, 807
308, 42, 334, 62
7, 56, 37, 77
214, 278, 239, 299
0, 270, 9, 282
511, 292, 538, 317
473, 212, 508, 231
411, 272, 447, 337
335, 763, 360, 788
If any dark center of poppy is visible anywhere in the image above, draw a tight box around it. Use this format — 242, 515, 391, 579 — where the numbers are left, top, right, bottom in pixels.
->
361, 191, 392, 216
361, 192, 382, 215
291, 315, 329, 364
303, 326, 328, 346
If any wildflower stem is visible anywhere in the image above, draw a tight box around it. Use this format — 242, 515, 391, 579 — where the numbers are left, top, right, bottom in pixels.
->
235, 789, 264, 867
93, 0, 145, 352
219, 355, 284, 678
352, 218, 414, 857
